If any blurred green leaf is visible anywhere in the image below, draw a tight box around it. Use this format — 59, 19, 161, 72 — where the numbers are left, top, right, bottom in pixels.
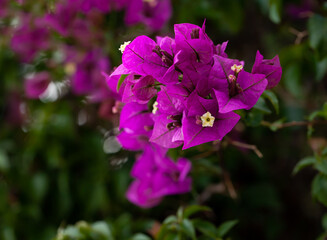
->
308, 14, 327, 50
31, 173, 48, 202
263, 90, 279, 114
246, 109, 264, 127
181, 219, 196, 240
312, 174, 327, 207
60, 226, 83, 239
1, 227, 16, 240
216, 220, 238, 238
322, 213, 327, 231
309, 102, 327, 121
177, 207, 184, 221
266, 118, 285, 132
293, 157, 315, 175
192, 219, 217, 238
91, 221, 114, 240
161, 233, 178, 240
284, 64, 302, 98
269, 0, 281, 24
130, 233, 152, 240
183, 205, 211, 219
0, 150, 9, 172
315, 157, 327, 175
253, 97, 272, 114
163, 216, 177, 225
316, 57, 327, 82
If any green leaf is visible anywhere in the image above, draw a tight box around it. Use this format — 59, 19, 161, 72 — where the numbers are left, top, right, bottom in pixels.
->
117, 74, 128, 92
162, 233, 178, 240
216, 220, 238, 238
130, 233, 152, 240
308, 14, 327, 50
322, 213, 327, 231
2, 227, 15, 240
253, 97, 272, 114
293, 157, 315, 175
177, 207, 184, 221
62, 226, 83, 238
262, 90, 279, 114
163, 216, 177, 225
91, 221, 114, 239
192, 219, 217, 238
31, 173, 48, 202
181, 219, 196, 240
315, 157, 327, 175
269, 0, 281, 24
284, 64, 302, 99
267, 119, 285, 132
183, 205, 211, 218
0, 150, 9, 172
316, 57, 327, 82
312, 174, 327, 207
323, 146, 327, 156
157, 224, 172, 240
246, 109, 264, 127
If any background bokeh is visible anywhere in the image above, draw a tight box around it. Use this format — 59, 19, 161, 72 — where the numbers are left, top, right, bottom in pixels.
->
1, 0, 327, 239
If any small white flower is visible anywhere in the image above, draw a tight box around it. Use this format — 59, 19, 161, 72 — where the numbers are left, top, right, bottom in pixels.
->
231, 64, 243, 73
152, 101, 159, 114
200, 111, 215, 127
119, 41, 131, 54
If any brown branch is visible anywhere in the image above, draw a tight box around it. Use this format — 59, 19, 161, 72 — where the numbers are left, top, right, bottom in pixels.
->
261, 120, 327, 130
289, 27, 308, 45
196, 183, 226, 204
192, 150, 216, 160
223, 171, 237, 199
226, 138, 263, 158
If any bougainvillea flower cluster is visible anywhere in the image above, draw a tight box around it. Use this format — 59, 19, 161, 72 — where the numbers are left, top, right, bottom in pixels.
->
8, 0, 172, 109
106, 22, 282, 150
104, 22, 282, 207
126, 143, 191, 208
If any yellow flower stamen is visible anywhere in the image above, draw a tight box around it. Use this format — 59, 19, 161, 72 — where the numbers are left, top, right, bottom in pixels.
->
231, 64, 243, 73
200, 112, 215, 127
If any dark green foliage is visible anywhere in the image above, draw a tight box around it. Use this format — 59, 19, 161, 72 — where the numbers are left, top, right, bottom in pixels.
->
1, 1, 327, 240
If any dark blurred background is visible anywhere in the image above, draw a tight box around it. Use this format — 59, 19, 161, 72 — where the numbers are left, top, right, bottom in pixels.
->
1, 0, 327, 239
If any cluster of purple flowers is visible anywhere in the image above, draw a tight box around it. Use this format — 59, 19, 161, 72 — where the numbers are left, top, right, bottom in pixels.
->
104, 22, 282, 207
6, 0, 171, 110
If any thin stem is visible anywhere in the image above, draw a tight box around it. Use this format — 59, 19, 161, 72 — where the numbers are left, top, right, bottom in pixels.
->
226, 137, 263, 158
218, 149, 238, 200
261, 120, 327, 130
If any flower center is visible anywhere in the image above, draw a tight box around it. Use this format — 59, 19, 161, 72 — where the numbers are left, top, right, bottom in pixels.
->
231, 64, 243, 73
119, 41, 131, 54
191, 28, 200, 39
200, 112, 215, 127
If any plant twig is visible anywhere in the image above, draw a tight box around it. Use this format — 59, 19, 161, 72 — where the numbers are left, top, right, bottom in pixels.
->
218, 149, 238, 200
223, 171, 237, 199
226, 138, 263, 158
196, 183, 226, 204
289, 27, 308, 45
261, 120, 327, 130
